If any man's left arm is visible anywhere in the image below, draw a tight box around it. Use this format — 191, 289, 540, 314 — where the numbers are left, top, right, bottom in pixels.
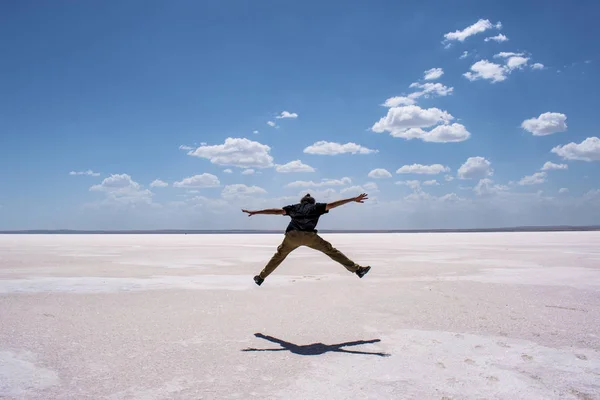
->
242, 208, 286, 217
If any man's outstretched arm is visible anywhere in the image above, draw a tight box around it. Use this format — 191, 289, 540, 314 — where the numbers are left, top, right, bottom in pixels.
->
325, 193, 368, 211
242, 208, 286, 217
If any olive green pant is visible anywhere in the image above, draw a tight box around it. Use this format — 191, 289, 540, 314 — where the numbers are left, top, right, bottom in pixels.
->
258, 230, 361, 279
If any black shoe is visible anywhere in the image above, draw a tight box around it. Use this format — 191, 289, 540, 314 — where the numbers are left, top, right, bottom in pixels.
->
356, 266, 371, 278
254, 275, 264, 286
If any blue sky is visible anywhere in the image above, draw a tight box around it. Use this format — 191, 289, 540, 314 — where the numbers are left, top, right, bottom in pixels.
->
1, 0, 599, 230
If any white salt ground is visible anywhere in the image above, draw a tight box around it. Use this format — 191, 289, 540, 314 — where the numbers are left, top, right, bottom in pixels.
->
1, 232, 599, 400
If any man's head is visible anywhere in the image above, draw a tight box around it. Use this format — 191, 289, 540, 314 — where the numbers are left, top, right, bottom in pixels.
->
300, 193, 315, 204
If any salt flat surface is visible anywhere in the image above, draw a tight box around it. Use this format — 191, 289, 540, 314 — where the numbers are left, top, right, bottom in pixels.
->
1, 232, 599, 400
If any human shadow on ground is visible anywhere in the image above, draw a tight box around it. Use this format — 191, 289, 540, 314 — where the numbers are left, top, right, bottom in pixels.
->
241, 333, 391, 357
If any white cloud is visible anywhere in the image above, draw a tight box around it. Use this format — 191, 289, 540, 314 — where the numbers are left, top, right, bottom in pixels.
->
267, 121, 277, 127
252, 130, 259, 134
303, 141, 377, 155
460, 51, 469, 59
423, 180, 439, 186
485, 33, 508, 42
223, 169, 233, 174
89, 174, 153, 205
390, 123, 470, 143
241, 169, 255, 175
340, 185, 373, 196
408, 82, 454, 99
150, 179, 168, 188
506, 56, 529, 70
69, 170, 100, 177
275, 160, 316, 173
551, 137, 600, 162
519, 172, 547, 186
173, 174, 220, 188
396, 180, 422, 190
368, 168, 392, 179
363, 182, 379, 191
531, 63, 545, 70
494, 52, 525, 58
372, 105, 454, 135
445, 175, 455, 182
521, 112, 567, 136
286, 177, 352, 188
381, 96, 415, 107
397, 164, 450, 175
443, 19, 502, 42
221, 184, 267, 200
473, 178, 508, 196
275, 111, 298, 119
179, 145, 193, 151
559, 188, 569, 194
464, 60, 507, 82
186, 137, 274, 168
458, 157, 493, 179
439, 193, 464, 202
424, 68, 444, 80
541, 162, 568, 171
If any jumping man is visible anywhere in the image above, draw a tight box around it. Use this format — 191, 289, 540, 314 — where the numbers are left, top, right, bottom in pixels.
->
241, 193, 371, 286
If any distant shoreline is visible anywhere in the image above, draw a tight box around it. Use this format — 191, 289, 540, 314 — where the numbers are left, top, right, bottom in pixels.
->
1, 226, 599, 234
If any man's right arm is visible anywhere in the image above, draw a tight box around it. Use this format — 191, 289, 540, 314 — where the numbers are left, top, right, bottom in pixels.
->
325, 193, 368, 211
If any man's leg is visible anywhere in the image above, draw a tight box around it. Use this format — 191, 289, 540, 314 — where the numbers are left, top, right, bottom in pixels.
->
257, 232, 300, 280
305, 233, 362, 273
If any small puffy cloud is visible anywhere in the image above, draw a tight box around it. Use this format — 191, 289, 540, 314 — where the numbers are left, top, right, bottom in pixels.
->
363, 182, 379, 191
443, 19, 502, 42
372, 105, 453, 134
396, 180, 422, 190
221, 184, 267, 200
506, 56, 529, 70
519, 172, 547, 186
408, 82, 454, 99
423, 180, 439, 186
90, 174, 137, 191
381, 96, 415, 107
460, 51, 469, 59
150, 179, 168, 188
179, 145, 193, 151
341, 185, 374, 196
445, 175, 455, 182
541, 161, 568, 171
559, 188, 569, 194
424, 68, 444, 80
173, 173, 220, 188
531, 63, 545, 70
69, 170, 100, 177
267, 121, 277, 127
458, 157, 493, 179
303, 141, 377, 155
186, 137, 274, 168
521, 112, 567, 136
286, 177, 351, 188
241, 169, 255, 175
275, 111, 298, 119
275, 160, 316, 173
252, 130, 259, 134
464, 60, 507, 82
391, 123, 470, 143
397, 164, 450, 175
473, 178, 508, 196
89, 174, 153, 205
439, 193, 463, 202
485, 33, 508, 42
223, 169, 233, 174
494, 52, 525, 58
551, 137, 600, 162
368, 168, 392, 179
